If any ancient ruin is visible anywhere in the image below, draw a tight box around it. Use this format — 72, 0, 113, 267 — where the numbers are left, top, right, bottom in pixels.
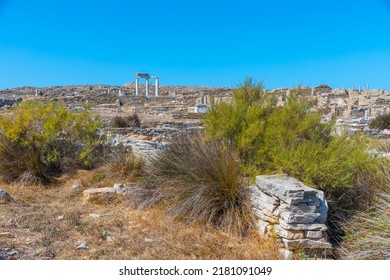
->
248, 175, 332, 259
135, 72, 159, 97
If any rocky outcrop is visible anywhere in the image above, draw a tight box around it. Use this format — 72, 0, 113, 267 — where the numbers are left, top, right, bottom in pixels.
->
0, 189, 14, 204
248, 175, 331, 259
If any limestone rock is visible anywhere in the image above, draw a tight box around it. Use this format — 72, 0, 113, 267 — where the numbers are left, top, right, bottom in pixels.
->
252, 208, 279, 224
282, 238, 332, 250
76, 242, 90, 250
0, 189, 13, 204
83, 187, 123, 203
278, 248, 294, 260
275, 225, 304, 240
281, 212, 321, 224
279, 219, 327, 231
255, 219, 270, 235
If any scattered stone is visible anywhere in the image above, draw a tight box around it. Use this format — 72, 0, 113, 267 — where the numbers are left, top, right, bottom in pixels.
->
113, 183, 125, 193
88, 213, 113, 218
0, 189, 14, 204
83, 187, 123, 203
57, 215, 65, 221
76, 243, 90, 250
278, 248, 294, 260
144, 237, 153, 243
71, 182, 81, 191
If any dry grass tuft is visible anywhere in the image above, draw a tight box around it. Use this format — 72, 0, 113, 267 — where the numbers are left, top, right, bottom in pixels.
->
0, 174, 281, 260
106, 146, 144, 180
133, 132, 253, 236
112, 114, 141, 128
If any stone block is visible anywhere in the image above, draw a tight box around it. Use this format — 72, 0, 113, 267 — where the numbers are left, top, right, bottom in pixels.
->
282, 238, 332, 250
279, 219, 328, 231
277, 203, 317, 215
83, 187, 123, 204
304, 231, 325, 239
248, 185, 279, 205
255, 219, 270, 235
281, 212, 321, 224
274, 225, 304, 240
252, 208, 279, 224
255, 175, 305, 202
0, 189, 13, 204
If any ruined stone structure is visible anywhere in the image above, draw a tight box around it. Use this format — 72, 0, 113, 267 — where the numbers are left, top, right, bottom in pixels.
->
135, 72, 159, 97
248, 175, 331, 259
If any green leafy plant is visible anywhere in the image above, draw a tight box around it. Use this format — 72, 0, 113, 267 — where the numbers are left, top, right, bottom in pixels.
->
0, 101, 101, 184
204, 77, 389, 242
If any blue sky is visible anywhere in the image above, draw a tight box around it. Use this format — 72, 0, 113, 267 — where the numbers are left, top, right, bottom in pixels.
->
1, 0, 390, 89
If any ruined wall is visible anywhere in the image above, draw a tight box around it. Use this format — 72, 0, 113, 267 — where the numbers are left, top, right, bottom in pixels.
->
271, 86, 390, 119
248, 175, 331, 259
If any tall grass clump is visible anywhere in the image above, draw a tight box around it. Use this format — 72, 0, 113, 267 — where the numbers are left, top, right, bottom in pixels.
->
134, 132, 253, 235
369, 113, 390, 130
106, 145, 144, 178
112, 114, 141, 128
340, 175, 390, 259
204, 77, 389, 242
0, 101, 101, 184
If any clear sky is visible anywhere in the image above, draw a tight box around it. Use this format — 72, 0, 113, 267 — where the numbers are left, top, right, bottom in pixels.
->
1, 0, 390, 89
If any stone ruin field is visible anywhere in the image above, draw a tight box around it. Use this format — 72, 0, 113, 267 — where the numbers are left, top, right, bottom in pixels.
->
0, 83, 389, 260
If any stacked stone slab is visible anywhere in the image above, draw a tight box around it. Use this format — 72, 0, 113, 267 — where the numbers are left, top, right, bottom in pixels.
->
248, 175, 331, 258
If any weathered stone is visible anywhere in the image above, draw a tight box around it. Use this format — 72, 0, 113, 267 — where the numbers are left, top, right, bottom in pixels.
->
278, 248, 294, 260
275, 225, 304, 240
251, 195, 278, 213
282, 238, 332, 250
304, 231, 325, 239
113, 183, 125, 193
252, 208, 279, 224
281, 212, 321, 224
255, 219, 270, 235
83, 187, 123, 203
249, 185, 280, 205
279, 219, 328, 231
255, 175, 305, 203
275, 203, 317, 215
71, 182, 81, 191
76, 242, 90, 250
0, 189, 13, 204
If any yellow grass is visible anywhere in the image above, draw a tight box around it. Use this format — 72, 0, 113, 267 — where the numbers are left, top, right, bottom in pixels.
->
0, 170, 282, 260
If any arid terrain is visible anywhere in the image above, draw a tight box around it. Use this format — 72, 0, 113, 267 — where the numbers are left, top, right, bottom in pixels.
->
1, 83, 389, 260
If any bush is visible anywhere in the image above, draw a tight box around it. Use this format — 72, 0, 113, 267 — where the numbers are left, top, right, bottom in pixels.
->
204, 77, 389, 242
112, 114, 141, 128
369, 113, 390, 130
134, 132, 253, 235
106, 145, 144, 178
340, 176, 390, 259
0, 101, 101, 184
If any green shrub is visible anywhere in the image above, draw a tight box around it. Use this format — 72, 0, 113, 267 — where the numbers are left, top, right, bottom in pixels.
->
134, 132, 253, 235
112, 114, 141, 128
369, 113, 390, 130
204, 77, 389, 241
0, 101, 101, 184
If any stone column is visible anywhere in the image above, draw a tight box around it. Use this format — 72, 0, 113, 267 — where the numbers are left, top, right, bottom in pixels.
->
145, 78, 149, 97
135, 78, 139, 96
155, 77, 159, 96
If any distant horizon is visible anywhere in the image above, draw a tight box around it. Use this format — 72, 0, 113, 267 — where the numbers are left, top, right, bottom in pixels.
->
1, 0, 390, 90
1, 80, 387, 91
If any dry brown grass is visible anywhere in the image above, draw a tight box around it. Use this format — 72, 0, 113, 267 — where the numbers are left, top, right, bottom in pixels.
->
0, 170, 282, 260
